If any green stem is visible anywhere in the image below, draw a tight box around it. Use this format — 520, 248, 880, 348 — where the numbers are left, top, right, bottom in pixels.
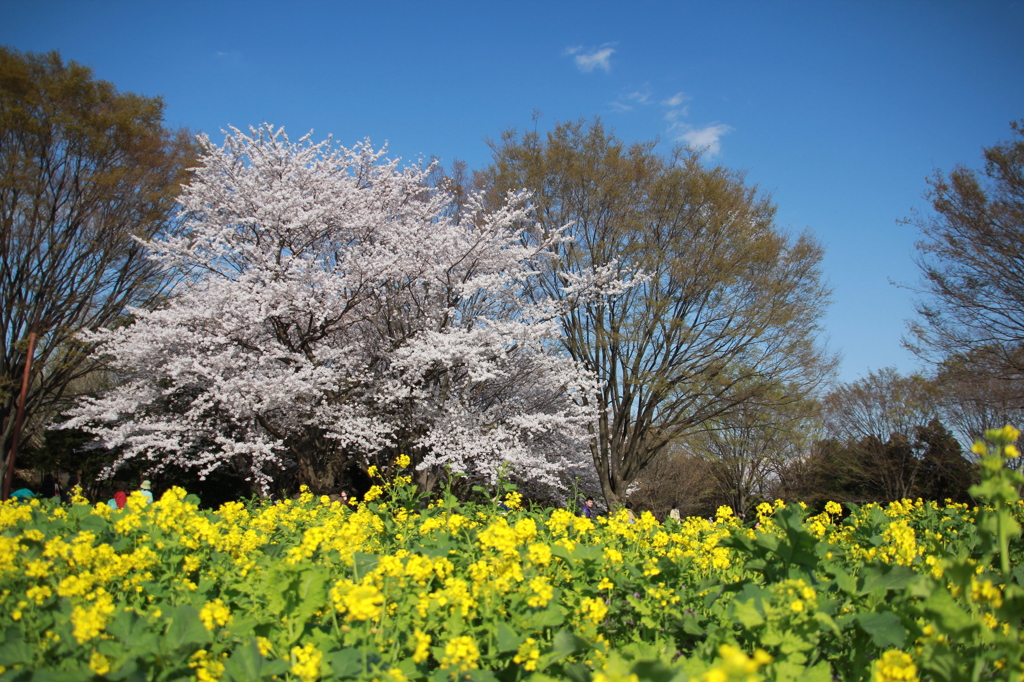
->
998, 500, 1011, 577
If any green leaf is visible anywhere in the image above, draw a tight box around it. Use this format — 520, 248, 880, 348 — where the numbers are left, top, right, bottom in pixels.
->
531, 604, 567, 628
222, 639, 267, 682
772, 660, 810, 681
104, 658, 149, 682
804, 661, 833, 682
327, 648, 364, 678
859, 564, 914, 596
549, 544, 573, 563
812, 611, 842, 637
78, 513, 108, 534
561, 662, 591, 682
163, 604, 209, 652
1012, 564, 1024, 588
829, 567, 857, 595
570, 545, 602, 562
353, 553, 379, 580
295, 566, 329, 623
629, 659, 679, 682
495, 622, 522, 653
0, 638, 33, 667
107, 609, 143, 643
550, 629, 589, 657
853, 611, 906, 648
922, 588, 977, 636
24, 671, 86, 682
732, 599, 765, 628
676, 613, 704, 637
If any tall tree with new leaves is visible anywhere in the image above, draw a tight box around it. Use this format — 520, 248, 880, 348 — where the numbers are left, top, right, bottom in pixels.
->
0, 48, 196, 491
65, 126, 598, 495
476, 119, 834, 506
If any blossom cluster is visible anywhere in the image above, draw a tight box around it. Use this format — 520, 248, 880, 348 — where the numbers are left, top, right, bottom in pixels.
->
62, 125, 605, 495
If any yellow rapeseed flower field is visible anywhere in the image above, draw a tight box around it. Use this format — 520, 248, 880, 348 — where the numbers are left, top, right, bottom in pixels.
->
0, 430, 1022, 681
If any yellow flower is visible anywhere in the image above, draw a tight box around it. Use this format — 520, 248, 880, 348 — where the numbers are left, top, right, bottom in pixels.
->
478, 518, 519, 555
989, 424, 1021, 442
412, 629, 432, 663
514, 517, 537, 542
333, 582, 385, 621
89, 652, 111, 676
970, 578, 1004, 608
26, 585, 52, 604
389, 668, 409, 682
199, 599, 233, 630
440, 635, 480, 671
396, 454, 411, 469
580, 596, 609, 624
514, 638, 541, 671
701, 645, 773, 682
527, 543, 552, 566
872, 650, 918, 682
505, 491, 523, 510
257, 636, 274, 657
70, 589, 115, 643
527, 576, 554, 608
291, 642, 323, 682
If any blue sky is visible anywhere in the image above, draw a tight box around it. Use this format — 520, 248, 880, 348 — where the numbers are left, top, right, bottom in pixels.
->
4, 0, 1023, 384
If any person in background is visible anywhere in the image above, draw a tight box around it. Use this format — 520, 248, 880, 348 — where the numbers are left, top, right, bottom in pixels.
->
139, 480, 154, 504
61, 473, 79, 504
109, 484, 128, 510
40, 474, 61, 500
581, 496, 597, 519
625, 502, 636, 524
668, 501, 681, 522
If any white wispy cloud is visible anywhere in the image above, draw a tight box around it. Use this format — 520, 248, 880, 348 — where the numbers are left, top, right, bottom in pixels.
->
661, 92, 691, 121
670, 123, 733, 157
214, 50, 244, 67
662, 92, 688, 108
610, 86, 653, 112
564, 45, 615, 73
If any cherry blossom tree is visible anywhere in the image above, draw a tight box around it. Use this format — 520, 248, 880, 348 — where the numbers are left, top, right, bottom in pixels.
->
63, 125, 598, 495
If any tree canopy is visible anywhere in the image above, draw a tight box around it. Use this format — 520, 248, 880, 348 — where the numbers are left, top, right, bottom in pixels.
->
906, 120, 1024, 381
0, 47, 196, 494
64, 126, 598, 496
475, 118, 835, 506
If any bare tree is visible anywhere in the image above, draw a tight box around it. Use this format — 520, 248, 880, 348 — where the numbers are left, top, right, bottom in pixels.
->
905, 120, 1024, 381
629, 448, 716, 520
695, 397, 821, 519
0, 48, 196, 491
476, 118, 836, 507
934, 366, 1024, 470
822, 368, 940, 501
